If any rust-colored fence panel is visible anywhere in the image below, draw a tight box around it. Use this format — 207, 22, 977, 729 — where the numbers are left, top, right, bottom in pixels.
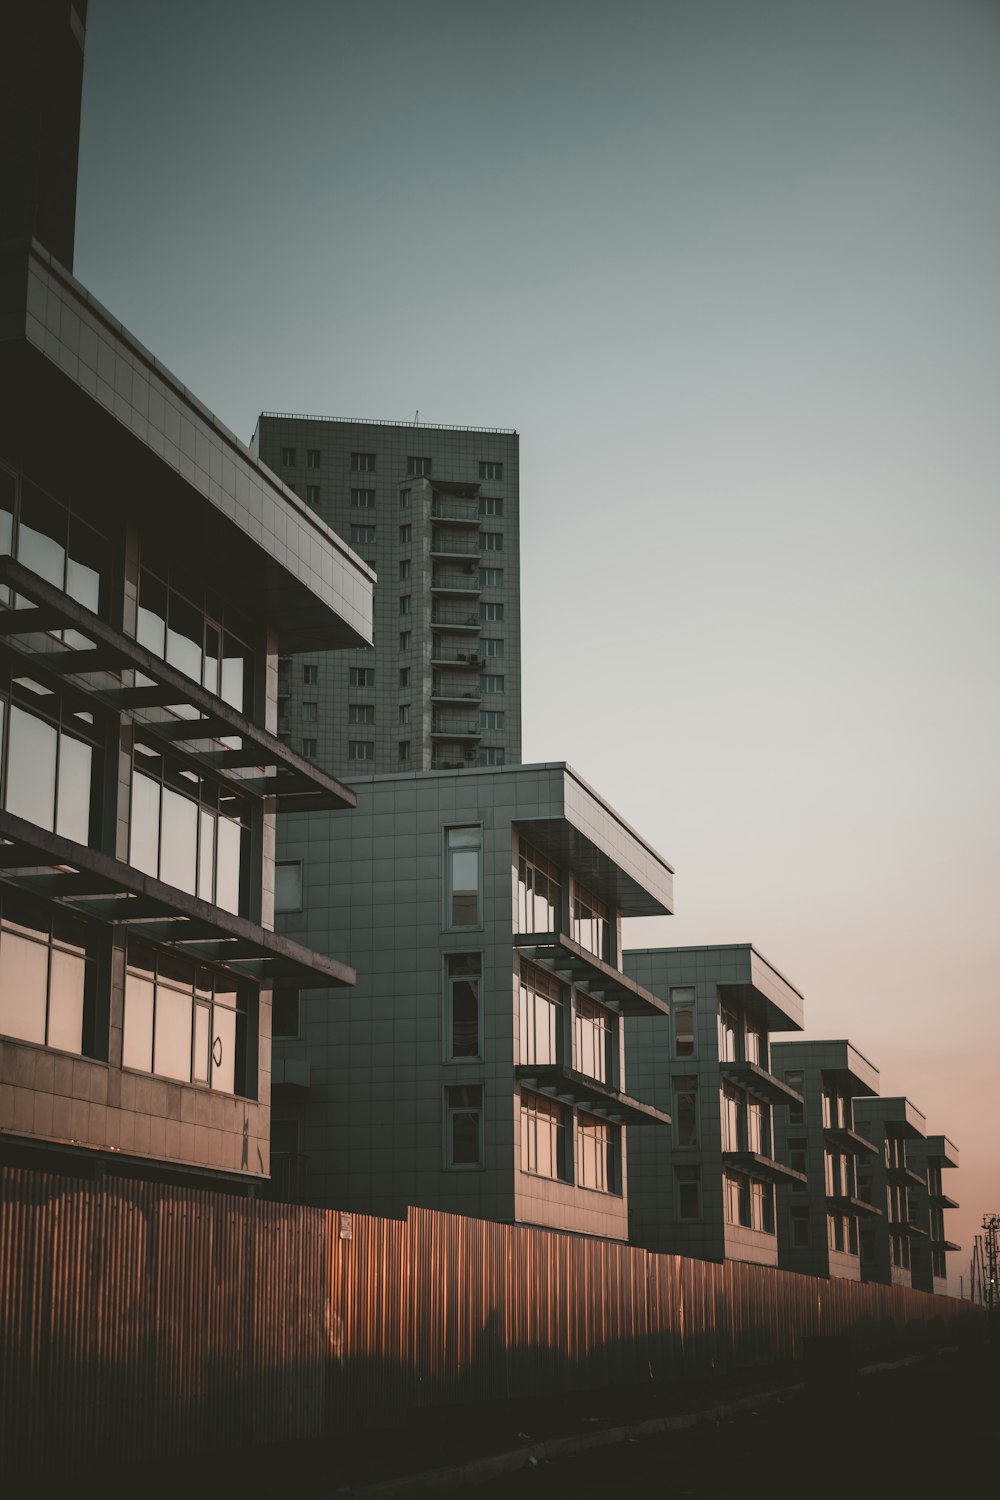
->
0, 1165, 977, 1470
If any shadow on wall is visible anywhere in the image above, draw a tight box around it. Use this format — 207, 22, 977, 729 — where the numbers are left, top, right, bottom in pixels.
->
0, 1167, 975, 1475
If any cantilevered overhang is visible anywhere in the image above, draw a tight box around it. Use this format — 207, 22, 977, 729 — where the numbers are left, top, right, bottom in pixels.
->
889, 1221, 929, 1239
855, 1097, 927, 1141
719, 1060, 804, 1107
825, 1126, 879, 1157
0, 809, 354, 987
721, 1151, 807, 1188
0, 557, 355, 814
931, 1239, 961, 1253
624, 944, 803, 1031
771, 1039, 879, 1097
514, 765, 674, 918
886, 1164, 927, 1190
514, 1064, 671, 1127
827, 1195, 883, 1219
514, 932, 669, 1017
930, 1193, 960, 1210
924, 1135, 959, 1170
0, 242, 374, 654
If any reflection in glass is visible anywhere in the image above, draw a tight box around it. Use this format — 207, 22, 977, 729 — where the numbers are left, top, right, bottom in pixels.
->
166, 593, 203, 682
519, 964, 562, 1066
136, 571, 167, 657
6, 705, 57, 830
55, 732, 92, 844
0, 467, 14, 554
48, 945, 85, 1053
153, 982, 192, 1082
65, 522, 104, 614
123, 972, 154, 1070
215, 816, 241, 913
447, 828, 481, 927
160, 785, 198, 894
198, 809, 215, 902
17, 484, 66, 588
129, 772, 160, 877
193, 1002, 211, 1084
0, 931, 48, 1044
203, 625, 220, 696
212, 1004, 236, 1093
221, 635, 247, 714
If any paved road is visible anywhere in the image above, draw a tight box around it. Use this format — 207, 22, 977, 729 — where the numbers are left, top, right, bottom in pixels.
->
474, 1342, 992, 1500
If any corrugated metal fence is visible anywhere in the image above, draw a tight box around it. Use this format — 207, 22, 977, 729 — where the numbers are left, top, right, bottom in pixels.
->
0, 1166, 974, 1467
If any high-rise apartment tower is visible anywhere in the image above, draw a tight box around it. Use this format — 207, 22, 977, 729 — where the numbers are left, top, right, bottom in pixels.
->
251, 417, 521, 778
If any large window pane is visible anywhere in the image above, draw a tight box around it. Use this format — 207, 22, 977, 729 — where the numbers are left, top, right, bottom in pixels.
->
193, 1002, 211, 1084
198, 809, 215, 902
160, 785, 198, 893
123, 973, 154, 1071
65, 520, 105, 615
136, 571, 167, 657
55, 732, 92, 844
0, 466, 14, 555
221, 634, 248, 713
203, 624, 220, 696
17, 483, 66, 589
129, 771, 160, 876
274, 860, 303, 914
166, 593, 203, 682
211, 1004, 237, 1094
153, 982, 192, 1082
450, 979, 479, 1057
47, 945, 85, 1054
0, 930, 48, 1044
6, 705, 57, 831
216, 815, 241, 914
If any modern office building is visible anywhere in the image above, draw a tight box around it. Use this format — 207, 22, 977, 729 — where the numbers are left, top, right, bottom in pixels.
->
622, 945, 806, 1265
273, 762, 674, 1239
770, 1039, 882, 1281
851, 1097, 928, 1288
908, 1134, 960, 1295
0, 0, 374, 1186
251, 415, 521, 779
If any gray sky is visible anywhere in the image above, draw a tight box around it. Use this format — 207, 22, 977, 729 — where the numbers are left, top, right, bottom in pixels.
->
77, 0, 1000, 1286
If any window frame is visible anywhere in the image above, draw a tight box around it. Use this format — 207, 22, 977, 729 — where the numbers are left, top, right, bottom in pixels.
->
444, 1083, 484, 1169
443, 952, 483, 1063
444, 824, 483, 931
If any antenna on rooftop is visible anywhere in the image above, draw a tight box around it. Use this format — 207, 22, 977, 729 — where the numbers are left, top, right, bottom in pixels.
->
413, 409, 419, 424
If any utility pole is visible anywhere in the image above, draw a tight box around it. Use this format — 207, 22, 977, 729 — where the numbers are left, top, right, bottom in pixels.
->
972, 1214, 1000, 1312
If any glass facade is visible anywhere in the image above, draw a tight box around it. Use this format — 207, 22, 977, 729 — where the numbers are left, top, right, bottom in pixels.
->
573, 995, 612, 1084
575, 1113, 618, 1193
0, 688, 99, 846
129, 749, 245, 913
136, 563, 254, 717
516, 842, 561, 933
122, 942, 247, 1095
571, 884, 609, 961
0, 895, 97, 1056
519, 962, 563, 1066
519, 1090, 566, 1180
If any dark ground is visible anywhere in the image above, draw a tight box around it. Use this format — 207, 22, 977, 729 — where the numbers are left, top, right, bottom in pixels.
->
475, 1340, 996, 1500
45, 1328, 996, 1499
